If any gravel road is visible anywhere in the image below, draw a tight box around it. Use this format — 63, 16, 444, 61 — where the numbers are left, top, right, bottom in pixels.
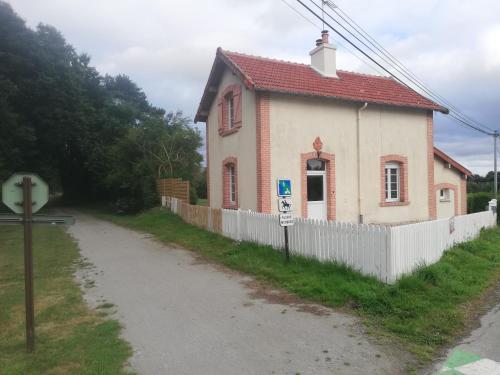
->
67, 211, 409, 375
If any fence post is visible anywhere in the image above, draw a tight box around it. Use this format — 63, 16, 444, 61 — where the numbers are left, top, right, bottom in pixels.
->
489, 199, 497, 213
385, 226, 393, 284
236, 209, 241, 241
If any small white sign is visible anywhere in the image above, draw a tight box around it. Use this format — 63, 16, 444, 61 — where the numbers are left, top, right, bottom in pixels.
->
449, 217, 455, 234
279, 213, 294, 227
278, 198, 292, 212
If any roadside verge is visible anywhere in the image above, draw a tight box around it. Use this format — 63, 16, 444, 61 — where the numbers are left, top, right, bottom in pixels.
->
0, 225, 133, 374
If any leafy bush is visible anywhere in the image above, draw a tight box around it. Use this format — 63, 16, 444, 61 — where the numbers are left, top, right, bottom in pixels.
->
467, 192, 493, 213
189, 184, 198, 205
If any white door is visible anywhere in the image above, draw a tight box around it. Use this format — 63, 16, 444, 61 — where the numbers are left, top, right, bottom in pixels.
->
306, 159, 327, 220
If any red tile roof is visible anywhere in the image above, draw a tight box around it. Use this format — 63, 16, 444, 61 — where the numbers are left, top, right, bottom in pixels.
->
434, 147, 472, 176
194, 48, 447, 122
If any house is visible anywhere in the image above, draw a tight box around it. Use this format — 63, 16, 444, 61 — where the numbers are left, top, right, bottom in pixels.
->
194, 31, 472, 224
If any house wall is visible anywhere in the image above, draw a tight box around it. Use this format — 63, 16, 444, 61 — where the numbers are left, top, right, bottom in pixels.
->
269, 94, 431, 224
207, 68, 257, 211
434, 157, 466, 217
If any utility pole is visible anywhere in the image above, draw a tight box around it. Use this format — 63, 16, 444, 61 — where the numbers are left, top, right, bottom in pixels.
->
494, 130, 498, 199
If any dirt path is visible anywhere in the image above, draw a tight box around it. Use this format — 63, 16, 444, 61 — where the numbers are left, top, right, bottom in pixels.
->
67, 211, 410, 375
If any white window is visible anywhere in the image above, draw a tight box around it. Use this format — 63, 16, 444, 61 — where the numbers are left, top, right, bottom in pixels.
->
228, 164, 236, 203
440, 188, 450, 201
226, 93, 234, 129
385, 162, 400, 202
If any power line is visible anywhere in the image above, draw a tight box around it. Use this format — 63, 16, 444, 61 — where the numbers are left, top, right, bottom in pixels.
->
305, 0, 495, 135
297, 0, 492, 135
279, 0, 387, 76
322, 0, 496, 134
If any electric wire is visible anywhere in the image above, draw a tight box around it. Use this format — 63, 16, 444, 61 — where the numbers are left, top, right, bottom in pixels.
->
295, 0, 495, 136
322, 1, 496, 134
308, 0, 494, 135
279, 0, 387, 76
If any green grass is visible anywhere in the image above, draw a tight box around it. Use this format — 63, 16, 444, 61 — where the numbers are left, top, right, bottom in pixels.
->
0, 225, 132, 374
196, 198, 208, 206
98, 208, 500, 362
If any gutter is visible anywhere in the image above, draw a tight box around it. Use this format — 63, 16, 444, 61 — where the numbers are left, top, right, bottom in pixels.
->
357, 102, 368, 224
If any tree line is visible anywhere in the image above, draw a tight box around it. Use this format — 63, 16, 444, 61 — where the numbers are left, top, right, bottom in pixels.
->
467, 172, 499, 194
0, 2, 203, 212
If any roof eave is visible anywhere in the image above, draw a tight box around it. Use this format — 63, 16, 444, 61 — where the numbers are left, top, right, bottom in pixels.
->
434, 147, 472, 176
194, 48, 255, 123
253, 87, 447, 113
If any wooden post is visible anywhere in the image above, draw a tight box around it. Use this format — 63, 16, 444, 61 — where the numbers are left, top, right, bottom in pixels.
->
284, 226, 290, 262
22, 177, 35, 353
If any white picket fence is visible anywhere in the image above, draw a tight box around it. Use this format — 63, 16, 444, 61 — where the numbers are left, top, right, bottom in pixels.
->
222, 209, 391, 280
390, 211, 497, 279
166, 197, 496, 283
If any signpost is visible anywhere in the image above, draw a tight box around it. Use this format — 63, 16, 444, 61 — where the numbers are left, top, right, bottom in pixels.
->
277, 179, 293, 262
1, 173, 74, 353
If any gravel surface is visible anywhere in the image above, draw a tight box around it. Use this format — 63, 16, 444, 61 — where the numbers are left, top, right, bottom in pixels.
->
68, 211, 409, 375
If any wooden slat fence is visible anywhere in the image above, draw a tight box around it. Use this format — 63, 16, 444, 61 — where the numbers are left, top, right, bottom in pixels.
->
157, 178, 189, 202
164, 196, 222, 234
165, 197, 497, 283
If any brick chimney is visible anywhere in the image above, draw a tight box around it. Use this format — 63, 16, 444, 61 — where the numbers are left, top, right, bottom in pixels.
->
309, 30, 337, 78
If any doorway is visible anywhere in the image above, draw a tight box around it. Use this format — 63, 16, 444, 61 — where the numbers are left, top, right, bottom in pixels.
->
306, 159, 327, 220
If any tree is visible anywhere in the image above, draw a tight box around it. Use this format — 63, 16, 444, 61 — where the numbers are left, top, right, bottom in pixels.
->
0, 2, 203, 212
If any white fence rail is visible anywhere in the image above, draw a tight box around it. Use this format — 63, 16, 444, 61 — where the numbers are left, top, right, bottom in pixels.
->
222, 210, 391, 281
167, 197, 496, 283
390, 211, 497, 281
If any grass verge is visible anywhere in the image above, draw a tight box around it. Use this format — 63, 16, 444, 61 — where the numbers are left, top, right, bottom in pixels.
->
0, 225, 132, 374
98, 208, 500, 362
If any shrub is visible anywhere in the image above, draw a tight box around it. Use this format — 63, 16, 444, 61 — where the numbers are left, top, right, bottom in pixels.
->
467, 192, 493, 213
189, 184, 198, 205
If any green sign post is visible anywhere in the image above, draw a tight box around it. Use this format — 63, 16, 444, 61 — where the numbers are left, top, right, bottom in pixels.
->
1, 173, 74, 353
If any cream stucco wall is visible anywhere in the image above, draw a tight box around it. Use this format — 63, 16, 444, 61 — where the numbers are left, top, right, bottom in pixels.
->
434, 156, 465, 217
269, 94, 430, 224
207, 69, 257, 210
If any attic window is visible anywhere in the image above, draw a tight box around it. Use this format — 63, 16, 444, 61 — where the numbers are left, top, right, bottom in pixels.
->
226, 93, 234, 129
218, 84, 242, 136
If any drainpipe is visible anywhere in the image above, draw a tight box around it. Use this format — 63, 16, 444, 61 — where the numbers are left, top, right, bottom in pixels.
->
357, 102, 368, 224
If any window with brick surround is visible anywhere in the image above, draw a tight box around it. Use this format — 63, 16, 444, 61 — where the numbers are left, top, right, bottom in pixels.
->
218, 84, 242, 136
228, 164, 236, 203
385, 162, 400, 202
440, 188, 450, 201
226, 93, 234, 129
380, 155, 409, 206
222, 157, 238, 209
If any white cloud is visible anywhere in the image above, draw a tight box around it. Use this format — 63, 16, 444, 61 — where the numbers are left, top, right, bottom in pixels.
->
8, 0, 500, 174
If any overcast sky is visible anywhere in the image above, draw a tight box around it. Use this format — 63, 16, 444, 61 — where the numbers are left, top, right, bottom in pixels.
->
8, 0, 500, 175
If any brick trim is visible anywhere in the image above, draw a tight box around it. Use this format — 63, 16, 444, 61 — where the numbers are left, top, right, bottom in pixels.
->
427, 111, 437, 219
301, 151, 335, 220
435, 183, 458, 216
256, 92, 271, 213
460, 177, 467, 215
222, 156, 238, 209
380, 154, 409, 207
218, 84, 242, 137
206, 119, 210, 207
